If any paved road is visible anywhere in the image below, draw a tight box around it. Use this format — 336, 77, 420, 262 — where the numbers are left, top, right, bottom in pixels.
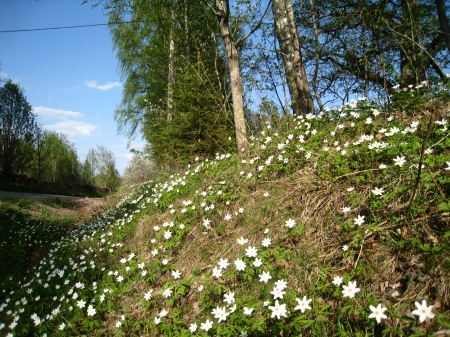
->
0, 190, 84, 200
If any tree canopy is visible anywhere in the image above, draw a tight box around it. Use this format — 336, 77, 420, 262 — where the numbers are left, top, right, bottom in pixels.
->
0, 80, 37, 176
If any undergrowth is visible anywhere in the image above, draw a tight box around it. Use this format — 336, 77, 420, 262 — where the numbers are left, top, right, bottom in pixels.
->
1, 85, 450, 336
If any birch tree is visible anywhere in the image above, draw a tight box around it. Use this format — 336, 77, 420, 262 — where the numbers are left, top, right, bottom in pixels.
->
204, 0, 249, 154
272, 0, 314, 116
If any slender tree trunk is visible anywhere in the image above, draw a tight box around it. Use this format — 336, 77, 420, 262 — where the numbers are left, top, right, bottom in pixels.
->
167, 10, 175, 121
309, 0, 324, 111
272, 0, 314, 117
435, 0, 450, 53
215, 0, 248, 155
399, 0, 426, 85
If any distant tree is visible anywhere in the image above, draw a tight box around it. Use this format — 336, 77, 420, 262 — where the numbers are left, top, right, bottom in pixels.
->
82, 148, 97, 186
0, 80, 37, 176
122, 152, 158, 185
89, 145, 121, 190
31, 131, 80, 184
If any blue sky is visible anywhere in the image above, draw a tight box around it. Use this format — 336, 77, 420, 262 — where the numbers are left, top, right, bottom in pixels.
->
0, 0, 143, 174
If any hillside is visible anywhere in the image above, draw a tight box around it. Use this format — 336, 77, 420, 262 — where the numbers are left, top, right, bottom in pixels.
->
1, 96, 449, 336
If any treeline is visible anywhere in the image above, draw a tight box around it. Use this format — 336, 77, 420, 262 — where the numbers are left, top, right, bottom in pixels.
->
86, 0, 449, 170
0, 79, 121, 190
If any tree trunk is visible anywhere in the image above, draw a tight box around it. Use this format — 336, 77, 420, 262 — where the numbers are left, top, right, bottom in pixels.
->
167, 10, 175, 121
272, 0, 314, 117
215, 0, 248, 155
309, 0, 324, 111
435, 0, 450, 53
399, 0, 427, 86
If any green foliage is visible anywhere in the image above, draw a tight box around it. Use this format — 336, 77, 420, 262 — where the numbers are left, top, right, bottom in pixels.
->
0, 80, 38, 176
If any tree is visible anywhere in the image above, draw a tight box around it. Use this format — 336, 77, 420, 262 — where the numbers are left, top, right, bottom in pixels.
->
31, 131, 80, 184
0, 80, 37, 176
32, 127, 54, 183
108, 0, 235, 167
272, 0, 314, 116
295, 0, 449, 104
88, 145, 120, 190
207, 0, 249, 154
122, 152, 158, 185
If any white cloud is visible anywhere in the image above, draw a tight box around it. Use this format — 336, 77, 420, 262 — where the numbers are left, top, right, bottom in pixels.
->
44, 120, 99, 138
85, 80, 122, 91
34, 106, 85, 120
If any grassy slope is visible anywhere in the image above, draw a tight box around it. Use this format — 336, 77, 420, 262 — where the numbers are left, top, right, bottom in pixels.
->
1, 98, 450, 337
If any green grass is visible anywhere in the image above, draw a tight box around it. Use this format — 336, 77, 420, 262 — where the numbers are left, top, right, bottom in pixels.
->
0, 88, 449, 336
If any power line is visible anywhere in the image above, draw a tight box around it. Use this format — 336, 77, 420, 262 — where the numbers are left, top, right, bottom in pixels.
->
0, 21, 139, 33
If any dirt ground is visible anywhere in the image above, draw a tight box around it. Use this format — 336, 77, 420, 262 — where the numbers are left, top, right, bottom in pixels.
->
0, 191, 110, 225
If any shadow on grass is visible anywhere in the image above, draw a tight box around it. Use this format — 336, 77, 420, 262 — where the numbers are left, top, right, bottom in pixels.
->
0, 204, 71, 291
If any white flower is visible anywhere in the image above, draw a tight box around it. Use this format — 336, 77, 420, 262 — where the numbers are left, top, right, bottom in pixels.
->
294, 296, 312, 313
158, 309, 168, 317
445, 162, 450, 170
412, 300, 435, 323
369, 303, 388, 323
379, 164, 387, 169
163, 230, 172, 240
162, 288, 172, 298
217, 258, 229, 269
171, 270, 181, 279
371, 187, 385, 196
285, 218, 296, 228
245, 246, 258, 258
268, 300, 287, 319
259, 271, 272, 283
154, 316, 161, 325
59, 322, 65, 330
86, 305, 96, 316
115, 321, 122, 328
200, 319, 213, 331
393, 155, 406, 167
275, 279, 288, 290
237, 237, 248, 245
77, 299, 86, 309
342, 207, 351, 213
213, 306, 229, 322
354, 215, 365, 226
212, 267, 222, 278
243, 307, 254, 315
234, 259, 246, 271
261, 238, 271, 248
144, 290, 153, 300
332, 276, 343, 286
189, 323, 197, 332
342, 281, 360, 298
271, 287, 286, 299
342, 245, 349, 251
224, 214, 232, 221
252, 258, 263, 267
224, 292, 235, 305
347, 187, 355, 192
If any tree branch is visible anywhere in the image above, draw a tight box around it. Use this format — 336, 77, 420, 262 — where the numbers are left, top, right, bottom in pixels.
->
236, 0, 272, 47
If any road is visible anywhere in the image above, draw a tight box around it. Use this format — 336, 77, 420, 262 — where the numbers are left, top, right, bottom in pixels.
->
0, 190, 84, 200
